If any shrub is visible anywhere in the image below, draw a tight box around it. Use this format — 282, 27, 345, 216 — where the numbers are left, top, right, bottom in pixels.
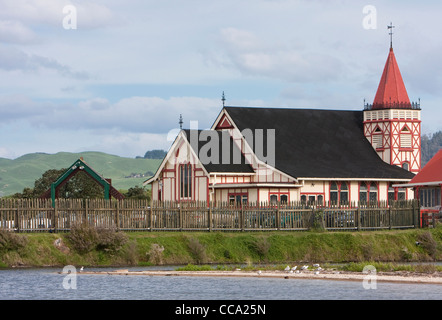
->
0, 230, 28, 252
188, 238, 207, 264
147, 243, 165, 265
66, 223, 128, 254
95, 227, 128, 253
417, 231, 438, 260
253, 237, 271, 260
66, 223, 99, 253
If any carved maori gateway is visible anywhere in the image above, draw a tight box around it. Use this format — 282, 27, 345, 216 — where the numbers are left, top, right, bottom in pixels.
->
41, 157, 124, 204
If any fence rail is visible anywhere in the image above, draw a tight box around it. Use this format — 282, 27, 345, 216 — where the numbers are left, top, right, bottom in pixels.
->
0, 199, 420, 233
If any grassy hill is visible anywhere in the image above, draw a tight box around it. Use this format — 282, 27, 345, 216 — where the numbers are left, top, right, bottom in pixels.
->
0, 152, 162, 197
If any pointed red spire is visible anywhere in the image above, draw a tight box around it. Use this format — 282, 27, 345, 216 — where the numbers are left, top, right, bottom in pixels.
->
372, 47, 411, 109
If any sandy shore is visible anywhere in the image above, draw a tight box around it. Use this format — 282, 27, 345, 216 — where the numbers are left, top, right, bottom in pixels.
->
78, 269, 442, 285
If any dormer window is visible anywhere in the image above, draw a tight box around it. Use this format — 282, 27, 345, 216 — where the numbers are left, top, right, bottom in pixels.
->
400, 126, 412, 149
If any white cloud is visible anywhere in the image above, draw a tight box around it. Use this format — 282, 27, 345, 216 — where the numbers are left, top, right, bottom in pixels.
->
0, 94, 221, 134
212, 27, 345, 83
0, 20, 39, 44
0, 45, 90, 79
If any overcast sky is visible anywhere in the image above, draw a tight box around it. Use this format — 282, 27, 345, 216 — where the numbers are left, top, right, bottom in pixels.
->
0, 0, 441, 159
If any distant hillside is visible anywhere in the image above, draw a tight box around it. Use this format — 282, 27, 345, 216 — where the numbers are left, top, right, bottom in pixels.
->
0, 152, 161, 197
421, 131, 442, 166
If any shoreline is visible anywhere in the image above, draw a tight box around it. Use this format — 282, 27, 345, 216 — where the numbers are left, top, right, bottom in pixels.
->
77, 269, 442, 285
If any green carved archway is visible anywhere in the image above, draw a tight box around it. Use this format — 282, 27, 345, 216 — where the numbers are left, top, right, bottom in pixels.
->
41, 158, 124, 205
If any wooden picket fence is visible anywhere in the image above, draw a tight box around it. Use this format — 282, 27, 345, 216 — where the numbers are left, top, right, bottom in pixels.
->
0, 198, 420, 233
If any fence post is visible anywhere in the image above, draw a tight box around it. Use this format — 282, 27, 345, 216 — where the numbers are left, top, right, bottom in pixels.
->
15, 203, 20, 233
208, 202, 212, 232
412, 200, 418, 228
179, 203, 182, 231
357, 206, 361, 231
84, 199, 88, 224
240, 204, 244, 232
115, 200, 120, 231
149, 202, 153, 232
276, 202, 281, 230
53, 200, 58, 233
311, 206, 315, 230
388, 204, 392, 230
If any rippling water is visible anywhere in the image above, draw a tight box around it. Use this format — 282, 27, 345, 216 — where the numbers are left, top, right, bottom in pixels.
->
1, 266, 441, 300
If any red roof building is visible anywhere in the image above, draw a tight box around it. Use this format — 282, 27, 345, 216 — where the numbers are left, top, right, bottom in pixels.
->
396, 149, 442, 226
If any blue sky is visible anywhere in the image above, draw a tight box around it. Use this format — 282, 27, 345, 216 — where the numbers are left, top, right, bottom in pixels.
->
0, 0, 441, 159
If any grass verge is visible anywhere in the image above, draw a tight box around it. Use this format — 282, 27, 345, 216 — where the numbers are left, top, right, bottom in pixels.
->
0, 225, 441, 269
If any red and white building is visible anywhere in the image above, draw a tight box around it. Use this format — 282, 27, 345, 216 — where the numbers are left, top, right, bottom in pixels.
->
395, 149, 442, 226
145, 44, 420, 205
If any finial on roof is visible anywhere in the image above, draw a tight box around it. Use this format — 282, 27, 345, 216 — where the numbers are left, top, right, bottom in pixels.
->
179, 114, 183, 129
388, 22, 395, 49
222, 91, 226, 107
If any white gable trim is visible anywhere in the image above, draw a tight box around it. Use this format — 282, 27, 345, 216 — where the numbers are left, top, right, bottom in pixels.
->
143, 131, 209, 186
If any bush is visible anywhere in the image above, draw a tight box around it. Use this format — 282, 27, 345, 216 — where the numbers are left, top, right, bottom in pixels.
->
66, 223, 128, 254
95, 227, 128, 252
0, 230, 28, 252
417, 231, 438, 260
147, 243, 165, 265
188, 238, 207, 264
253, 237, 271, 260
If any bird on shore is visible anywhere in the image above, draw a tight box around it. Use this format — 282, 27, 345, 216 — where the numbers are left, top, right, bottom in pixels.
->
313, 264, 320, 268
257, 270, 262, 276
301, 265, 308, 270
284, 266, 290, 272
80, 266, 84, 272
291, 266, 297, 271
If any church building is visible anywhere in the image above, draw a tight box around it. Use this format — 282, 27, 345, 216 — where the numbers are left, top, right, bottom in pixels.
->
145, 41, 420, 205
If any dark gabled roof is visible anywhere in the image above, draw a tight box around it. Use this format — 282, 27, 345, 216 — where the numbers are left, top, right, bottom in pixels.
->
182, 129, 254, 173
224, 106, 415, 180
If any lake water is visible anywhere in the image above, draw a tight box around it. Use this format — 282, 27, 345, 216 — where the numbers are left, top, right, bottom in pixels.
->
1, 266, 441, 301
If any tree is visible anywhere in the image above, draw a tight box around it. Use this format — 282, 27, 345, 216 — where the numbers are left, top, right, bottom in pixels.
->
143, 150, 167, 159
124, 185, 151, 201
14, 168, 104, 199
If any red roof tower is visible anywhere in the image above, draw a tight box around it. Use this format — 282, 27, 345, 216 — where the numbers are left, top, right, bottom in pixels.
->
363, 25, 422, 174
372, 47, 411, 109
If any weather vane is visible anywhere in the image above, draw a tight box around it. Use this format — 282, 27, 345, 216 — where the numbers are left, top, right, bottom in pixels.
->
388, 22, 395, 48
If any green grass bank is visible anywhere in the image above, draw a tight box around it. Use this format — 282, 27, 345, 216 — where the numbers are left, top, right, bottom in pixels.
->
1, 226, 442, 269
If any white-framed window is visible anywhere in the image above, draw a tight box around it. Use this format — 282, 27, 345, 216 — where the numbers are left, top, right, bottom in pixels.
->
330, 182, 349, 205
179, 163, 192, 199
229, 193, 248, 206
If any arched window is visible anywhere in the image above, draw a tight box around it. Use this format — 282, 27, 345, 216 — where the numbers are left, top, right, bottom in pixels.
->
359, 182, 368, 203
397, 188, 406, 200
388, 183, 395, 204
330, 182, 338, 204
369, 183, 378, 202
402, 162, 409, 171
340, 182, 349, 204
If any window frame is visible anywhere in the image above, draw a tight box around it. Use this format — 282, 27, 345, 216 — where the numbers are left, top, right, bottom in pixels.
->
179, 163, 192, 200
